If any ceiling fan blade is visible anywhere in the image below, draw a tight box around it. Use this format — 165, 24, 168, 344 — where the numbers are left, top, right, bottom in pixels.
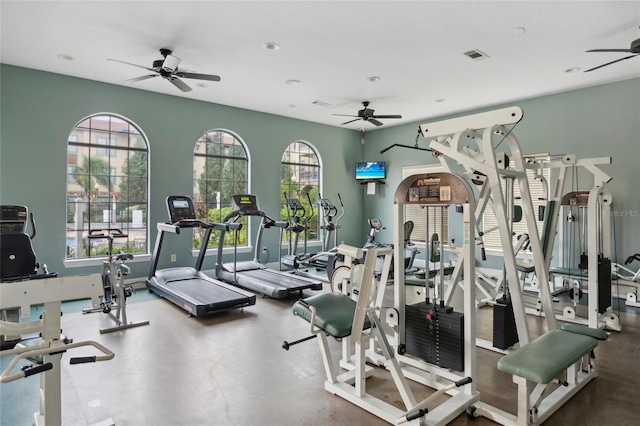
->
584, 54, 638, 72
168, 77, 193, 92
341, 118, 361, 125
333, 114, 359, 117
586, 48, 633, 53
175, 71, 221, 82
108, 58, 156, 73
368, 118, 384, 126
372, 115, 402, 119
126, 74, 158, 83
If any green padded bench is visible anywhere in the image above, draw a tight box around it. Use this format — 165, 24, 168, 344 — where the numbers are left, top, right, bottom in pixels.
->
496, 326, 607, 425
293, 292, 371, 338
497, 329, 597, 384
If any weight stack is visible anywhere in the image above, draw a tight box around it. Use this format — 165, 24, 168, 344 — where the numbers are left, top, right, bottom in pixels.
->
405, 302, 464, 372
598, 257, 612, 314
492, 296, 518, 350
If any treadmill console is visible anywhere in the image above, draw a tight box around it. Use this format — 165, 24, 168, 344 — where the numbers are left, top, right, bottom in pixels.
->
167, 196, 197, 223
231, 194, 260, 213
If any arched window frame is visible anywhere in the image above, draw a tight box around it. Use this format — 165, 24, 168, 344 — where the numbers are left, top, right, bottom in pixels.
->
193, 129, 250, 254
64, 113, 150, 266
280, 140, 322, 245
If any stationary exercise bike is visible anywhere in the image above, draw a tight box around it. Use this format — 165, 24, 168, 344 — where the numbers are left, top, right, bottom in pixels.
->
83, 229, 149, 333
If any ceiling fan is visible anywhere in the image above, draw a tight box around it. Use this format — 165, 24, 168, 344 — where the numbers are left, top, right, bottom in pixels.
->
584, 36, 640, 72
333, 101, 402, 126
108, 48, 221, 92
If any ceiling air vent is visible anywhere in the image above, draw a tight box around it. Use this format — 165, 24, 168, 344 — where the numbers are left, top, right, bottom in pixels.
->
463, 49, 490, 61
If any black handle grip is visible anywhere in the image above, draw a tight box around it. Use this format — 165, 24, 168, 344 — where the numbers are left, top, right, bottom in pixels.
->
455, 376, 473, 387
624, 254, 640, 265
406, 409, 427, 421
481, 247, 487, 261
24, 363, 53, 377
70, 356, 97, 364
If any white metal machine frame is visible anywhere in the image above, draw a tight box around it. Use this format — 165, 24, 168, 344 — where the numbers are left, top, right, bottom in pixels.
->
302, 243, 479, 425
0, 274, 115, 426
416, 106, 557, 348
388, 106, 609, 425
524, 155, 621, 330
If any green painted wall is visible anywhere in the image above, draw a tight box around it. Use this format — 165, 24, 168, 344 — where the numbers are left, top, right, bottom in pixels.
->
362, 78, 640, 267
0, 65, 364, 278
2, 64, 638, 279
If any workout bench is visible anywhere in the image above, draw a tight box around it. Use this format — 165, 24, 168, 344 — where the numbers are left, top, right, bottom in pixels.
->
496, 325, 607, 425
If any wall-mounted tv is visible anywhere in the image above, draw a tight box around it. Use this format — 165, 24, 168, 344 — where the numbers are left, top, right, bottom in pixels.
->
355, 161, 386, 180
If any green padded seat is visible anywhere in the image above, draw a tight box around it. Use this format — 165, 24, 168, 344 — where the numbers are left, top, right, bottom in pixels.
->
516, 262, 536, 274
560, 323, 608, 340
497, 329, 597, 384
292, 292, 371, 338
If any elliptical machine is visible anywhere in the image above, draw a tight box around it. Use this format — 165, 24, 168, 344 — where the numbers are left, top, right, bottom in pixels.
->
280, 192, 345, 280
82, 228, 149, 333
362, 217, 419, 275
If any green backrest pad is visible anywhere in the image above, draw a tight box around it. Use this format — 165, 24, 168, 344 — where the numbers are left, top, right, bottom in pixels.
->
292, 292, 371, 338
497, 329, 598, 384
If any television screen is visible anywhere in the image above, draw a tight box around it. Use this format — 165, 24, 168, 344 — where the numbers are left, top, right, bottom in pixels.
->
355, 161, 386, 180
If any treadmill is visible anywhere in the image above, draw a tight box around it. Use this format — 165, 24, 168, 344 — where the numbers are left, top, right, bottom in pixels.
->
215, 194, 323, 299
146, 196, 256, 316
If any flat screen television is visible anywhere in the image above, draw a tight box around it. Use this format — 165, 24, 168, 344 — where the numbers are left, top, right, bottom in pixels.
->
355, 161, 386, 180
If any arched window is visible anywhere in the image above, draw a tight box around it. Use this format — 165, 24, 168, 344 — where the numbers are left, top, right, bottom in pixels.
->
193, 129, 249, 249
66, 114, 149, 260
281, 141, 321, 242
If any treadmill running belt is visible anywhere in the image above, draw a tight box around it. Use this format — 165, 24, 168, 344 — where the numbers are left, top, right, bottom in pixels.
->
163, 278, 248, 305
239, 269, 322, 291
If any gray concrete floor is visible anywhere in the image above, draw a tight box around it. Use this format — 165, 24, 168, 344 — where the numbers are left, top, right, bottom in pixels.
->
1, 282, 639, 426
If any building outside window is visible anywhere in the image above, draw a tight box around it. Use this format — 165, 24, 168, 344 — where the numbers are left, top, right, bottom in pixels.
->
66, 114, 149, 260
281, 141, 321, 242
193, 129, 249, 250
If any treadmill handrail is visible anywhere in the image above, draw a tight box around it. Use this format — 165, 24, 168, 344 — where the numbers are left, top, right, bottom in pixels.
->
158, 222, 180, 234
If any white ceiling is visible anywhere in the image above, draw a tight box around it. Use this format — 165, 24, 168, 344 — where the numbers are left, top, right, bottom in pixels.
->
1, 1, 639, 131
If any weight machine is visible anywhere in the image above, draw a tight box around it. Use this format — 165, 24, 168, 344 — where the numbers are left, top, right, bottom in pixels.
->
382, 107, 609, 425
523, 155, 620, 330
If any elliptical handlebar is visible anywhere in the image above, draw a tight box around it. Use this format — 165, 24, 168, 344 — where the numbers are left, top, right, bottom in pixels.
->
304, 191, 315, 225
